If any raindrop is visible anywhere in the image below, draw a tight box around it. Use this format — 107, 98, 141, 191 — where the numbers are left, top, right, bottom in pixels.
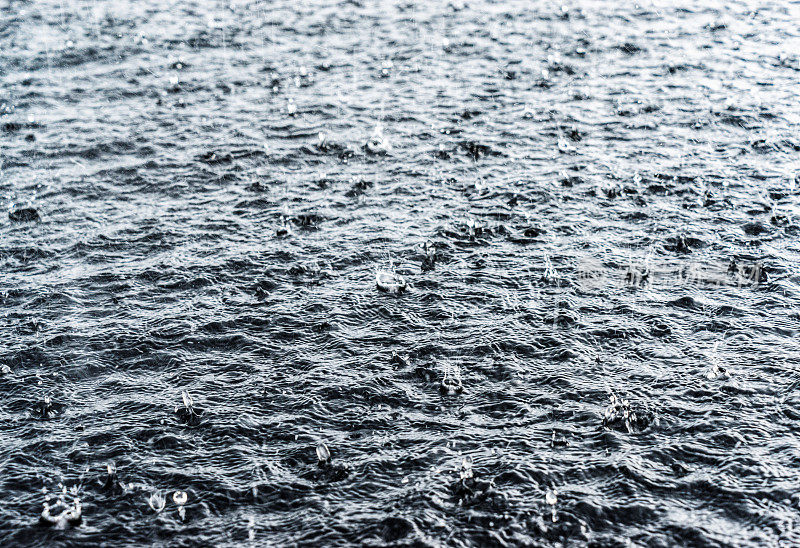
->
40, 496, 82, 529
440, 362, 463, 395
542, 254, 558, 284
316, 442, 331, 464
148, 491, 166, 513
181, 390, 193, 410
100, 462, 121, 492
376, 263, 407, 294
420, 241, 436, 271
364, 125, 390, 155
247, 515, 256, 541
466, 218, 484, 239
173, 491, 188, 506
460, 457, 474, 480
176, 390, 202, 424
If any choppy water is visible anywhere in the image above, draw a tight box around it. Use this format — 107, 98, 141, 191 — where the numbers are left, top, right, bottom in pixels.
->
2, 0, 800, 545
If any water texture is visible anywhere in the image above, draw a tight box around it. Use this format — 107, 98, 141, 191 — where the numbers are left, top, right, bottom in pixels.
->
2, 0, 800, 546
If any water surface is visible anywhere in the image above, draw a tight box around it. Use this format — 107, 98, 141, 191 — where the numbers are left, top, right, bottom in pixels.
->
2, 0, 800, 545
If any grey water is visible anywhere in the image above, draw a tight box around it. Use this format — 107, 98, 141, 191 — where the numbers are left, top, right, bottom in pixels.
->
2, 0, 800, 546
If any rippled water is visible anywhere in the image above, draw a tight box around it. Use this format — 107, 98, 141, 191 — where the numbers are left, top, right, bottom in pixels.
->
3, 0, 800, 545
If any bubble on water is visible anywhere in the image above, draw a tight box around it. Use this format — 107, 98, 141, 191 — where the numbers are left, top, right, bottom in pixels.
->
173, 490, 188, 506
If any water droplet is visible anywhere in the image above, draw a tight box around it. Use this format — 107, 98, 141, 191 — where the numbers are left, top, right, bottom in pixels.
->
375, 270, 406, 294
172, 490, 188, 506
364, 125, 391, 154
181, 390, 193, 409
316, 442, 331, 463
440, 362, 463, 395
248, 515, 256, 540
148, 491, 166, 513
460, 456, 474, 480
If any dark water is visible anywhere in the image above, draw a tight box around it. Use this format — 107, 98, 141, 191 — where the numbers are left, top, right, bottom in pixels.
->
2, 0, 800, 545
